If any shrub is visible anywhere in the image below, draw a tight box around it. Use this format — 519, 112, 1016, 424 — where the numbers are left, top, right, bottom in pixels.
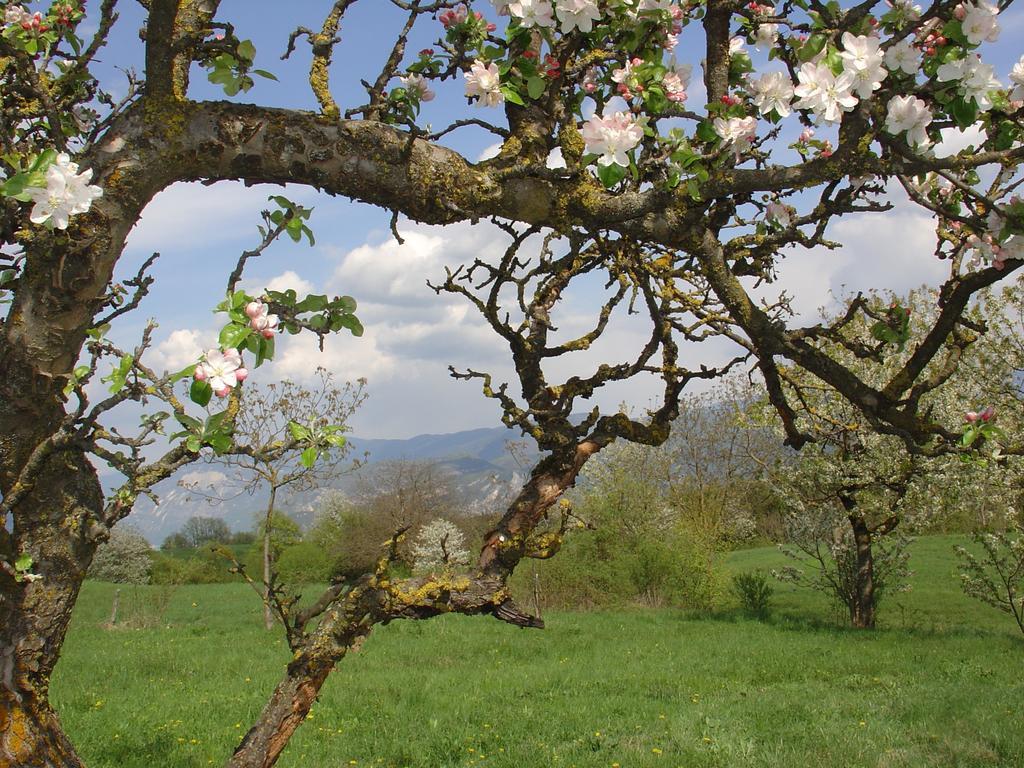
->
955, 524, 1024, 636
732, 571, 773, 619
276, 542, 332, 585
89, 526, 152, 584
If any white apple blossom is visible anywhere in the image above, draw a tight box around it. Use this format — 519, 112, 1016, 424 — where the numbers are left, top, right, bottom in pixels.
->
749, 71, 794, 118
195, 348, 249, 397
1009, 56, 1024, 101
399, 73, 435, 102
765, 200, 793, 228
581, 110, 644, 168
509, 0, 556, 27
729, 36, 746, 56
890, 0, 922, 20
4, 6, 29, 25
753, 23, 779, 50
793, 62, 858, 124
464, 60, 504, 107
885, 95, 932, 149
961, 1, 1000, 46
492, 0, 511, 14
937, 54, 1001, 111
555, 0, 602, 33
27, 153, 103, 230
838, 33, 887, 99
713, 115, 757, 157
884, 39, 920, 76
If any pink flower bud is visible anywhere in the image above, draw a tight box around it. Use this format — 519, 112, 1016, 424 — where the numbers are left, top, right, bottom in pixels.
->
235, 367, 249, 383
245, 301, 264, 319
954, 3, 966, 20
964, 411, 979, 423
980, 406, 995, 421
194, 366, 207, 381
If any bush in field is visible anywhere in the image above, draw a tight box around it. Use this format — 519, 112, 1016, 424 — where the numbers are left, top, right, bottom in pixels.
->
150, 549, 232, 585
732, 571, 773, 619
956, 522, 1024, 636
89, 526, 152, 585
411, 519, 471, 574
276, 543, 332, 585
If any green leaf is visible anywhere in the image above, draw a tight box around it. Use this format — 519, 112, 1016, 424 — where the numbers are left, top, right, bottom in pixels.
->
174, 412, 203, 432
527, 76, 546, 100
253, 69, 278, 81
14, 554, 33, 572
288, 421, 311, 441
219, 322, 253, 349
500, 85, 525, 106
596, 162, 627, 188
190, 379, 213, 408
295, 294, 329, 313
799, 33, 828, 63
207, 433, 233, 455
301, 446, 319, 469
255, 334, 275, 367
237, 39, 256, 63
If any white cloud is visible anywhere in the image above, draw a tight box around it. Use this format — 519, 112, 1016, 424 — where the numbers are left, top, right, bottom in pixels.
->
243, 269, 315, 297
152, 328, 204, 371
936, 123, 986, 158
126, 182, 315, 254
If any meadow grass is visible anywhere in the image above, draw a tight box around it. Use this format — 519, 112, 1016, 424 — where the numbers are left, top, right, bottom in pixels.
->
52, 535, 1023, 768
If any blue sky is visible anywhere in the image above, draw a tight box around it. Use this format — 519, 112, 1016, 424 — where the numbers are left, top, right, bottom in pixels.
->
75, 1, 1024, 439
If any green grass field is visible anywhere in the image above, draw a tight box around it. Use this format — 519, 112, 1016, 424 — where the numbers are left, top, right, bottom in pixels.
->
52, 535, 1023, 768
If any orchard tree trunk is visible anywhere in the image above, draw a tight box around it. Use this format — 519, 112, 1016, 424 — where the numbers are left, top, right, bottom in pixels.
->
848, 515, 876, 630
263, 487, 277, 631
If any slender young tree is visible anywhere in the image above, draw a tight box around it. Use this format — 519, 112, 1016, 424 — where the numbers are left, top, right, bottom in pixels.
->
188, 370, 366, 629
2, 1, 1024, 765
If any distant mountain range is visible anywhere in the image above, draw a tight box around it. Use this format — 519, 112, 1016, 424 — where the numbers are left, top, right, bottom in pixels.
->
126, 425, 539, 544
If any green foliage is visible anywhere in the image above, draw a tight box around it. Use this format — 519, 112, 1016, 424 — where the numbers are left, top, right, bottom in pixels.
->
275, 542, 331, 585
149, 552, 229, 585
731, 570, 773, 619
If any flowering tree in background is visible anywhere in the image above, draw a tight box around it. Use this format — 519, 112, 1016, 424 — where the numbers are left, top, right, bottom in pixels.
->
2, 0, 1024, 765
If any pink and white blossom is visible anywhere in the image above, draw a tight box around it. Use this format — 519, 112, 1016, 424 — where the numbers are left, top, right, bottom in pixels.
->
883, 39, 920, 75
838, 32, 887, 99
793, 62, 858, 123
508, 0, 556, 27
245, 301, 280, 339
1009, 55, 1024, 101
555, 0, 602, 33
4, 6, 29, 25
885, 95, 932, 149
581, 110, 644, 168
464, 60, 504, 107
753, 23, 779, 49
937, 54, 1001, 111
399, 73, 435, 102
196, 348, 249, 397
662, 71, 688, 102
765, 200, 793, 228
27, 153, 103, 230
713, 116, 757, 157
749, 71, 794, 118
961, 0, 1000, 45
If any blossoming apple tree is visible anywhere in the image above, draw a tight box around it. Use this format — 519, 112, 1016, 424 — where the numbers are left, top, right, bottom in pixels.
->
2, 0, 1024, 765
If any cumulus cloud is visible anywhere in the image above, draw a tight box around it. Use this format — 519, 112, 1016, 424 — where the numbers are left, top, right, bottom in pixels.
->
126, 182, 316, 254
245, 269, 315, 297
152, 328, 205, 372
